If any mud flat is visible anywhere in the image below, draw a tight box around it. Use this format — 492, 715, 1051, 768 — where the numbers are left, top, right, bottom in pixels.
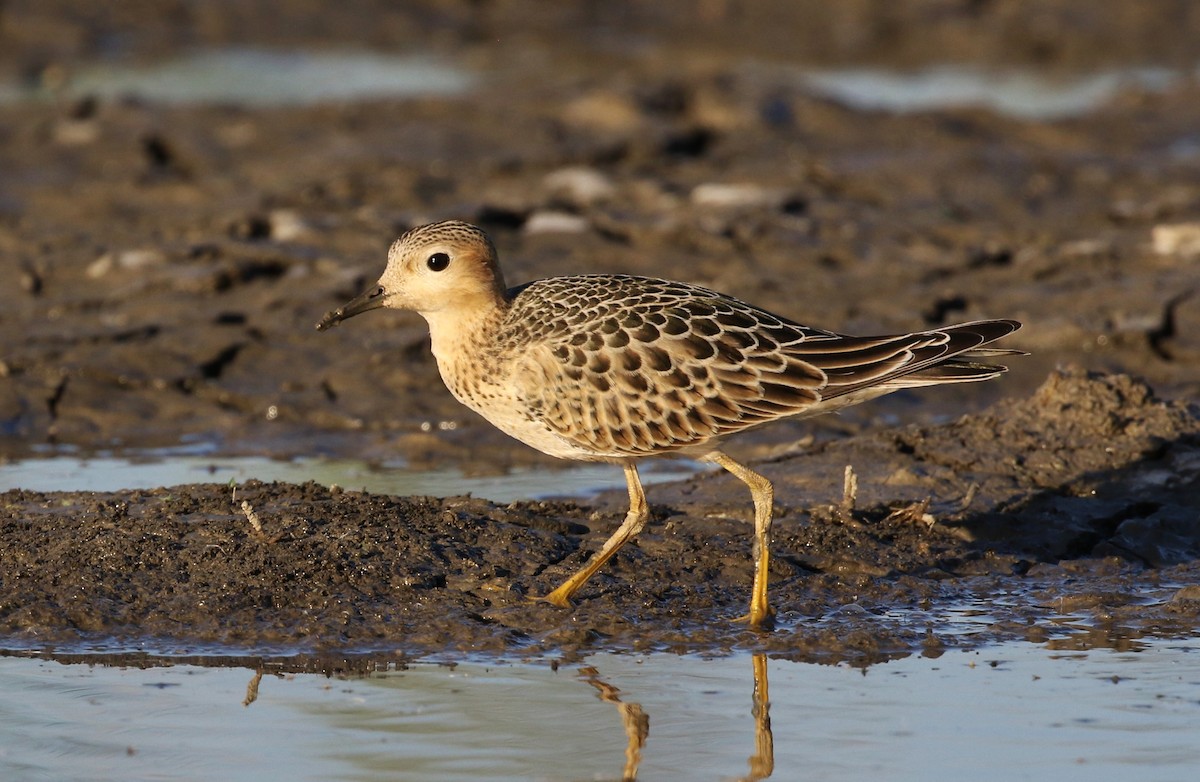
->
2, 369, 1196, 663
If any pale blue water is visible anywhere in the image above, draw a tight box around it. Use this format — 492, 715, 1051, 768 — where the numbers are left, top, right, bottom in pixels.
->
0, 454, 698, 503
1, 48, 473, 106
2, 48, 1190, 119
798, 64, 1184, 119
1, 640, 1197, 782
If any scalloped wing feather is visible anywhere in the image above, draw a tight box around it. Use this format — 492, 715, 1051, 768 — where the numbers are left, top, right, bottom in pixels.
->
504, 276, 1019, 458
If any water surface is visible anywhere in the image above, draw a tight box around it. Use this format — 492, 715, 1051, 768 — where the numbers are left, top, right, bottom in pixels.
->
799, 64, 1184, 119
0, 453, 698, 503
2, 639, 1197, 781
2, 48, 473, 106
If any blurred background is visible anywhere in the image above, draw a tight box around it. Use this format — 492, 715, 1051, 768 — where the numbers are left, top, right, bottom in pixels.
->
2, 1, 1199, 466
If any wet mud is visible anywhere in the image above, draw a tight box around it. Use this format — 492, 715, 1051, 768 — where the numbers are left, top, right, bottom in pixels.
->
2, 2, 1200, 663
3, 369, 1197, 664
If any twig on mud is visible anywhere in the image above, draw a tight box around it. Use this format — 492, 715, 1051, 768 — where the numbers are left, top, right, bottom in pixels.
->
829, 464, 865, 528
809, 465, 865, 528
958, 482, 979, 513
840, 465, 858, 515
237, 498, 280, 543
231, 479, 281, 542
884, 497, 937, 529
241, 500, 264, 535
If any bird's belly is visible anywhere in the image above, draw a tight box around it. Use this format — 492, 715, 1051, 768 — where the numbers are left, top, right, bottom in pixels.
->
456, 389, 612, 462
436, 355, 610, 462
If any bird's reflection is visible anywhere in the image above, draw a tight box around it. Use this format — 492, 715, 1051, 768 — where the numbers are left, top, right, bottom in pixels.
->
578, 665, 650, 782
744, 653, 774, 781
579, 653, 774, 782
238, 653, 776, 780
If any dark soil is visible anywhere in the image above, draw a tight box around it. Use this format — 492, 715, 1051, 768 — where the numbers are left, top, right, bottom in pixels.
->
2, 2, 1199, 665
3, 368, 1197, 664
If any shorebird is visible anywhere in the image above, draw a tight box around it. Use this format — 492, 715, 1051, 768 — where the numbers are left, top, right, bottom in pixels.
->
317, 220, 1022, 626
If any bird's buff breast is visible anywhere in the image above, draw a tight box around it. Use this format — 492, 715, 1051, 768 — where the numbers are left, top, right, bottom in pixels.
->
431, 337, 607, 462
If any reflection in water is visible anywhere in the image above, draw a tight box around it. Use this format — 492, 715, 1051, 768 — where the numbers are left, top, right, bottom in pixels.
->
579, 666, 650, 781
236, 654, 775, 781
579, 654, 775, 781
744, 654, 774, 782
4, 642, 1200, 780
244, 669, 264, 707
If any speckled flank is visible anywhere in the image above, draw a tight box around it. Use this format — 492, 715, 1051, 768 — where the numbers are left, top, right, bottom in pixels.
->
322, 219, 1023, 626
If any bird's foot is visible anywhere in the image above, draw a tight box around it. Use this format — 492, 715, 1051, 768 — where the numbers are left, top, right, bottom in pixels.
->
733, 606, 777, 630
529, 591, 573, 608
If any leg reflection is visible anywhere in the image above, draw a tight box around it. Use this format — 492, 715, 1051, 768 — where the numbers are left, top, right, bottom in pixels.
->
579, 666, 650, 782
243, 669, 263, 707
743, 653, 774, 781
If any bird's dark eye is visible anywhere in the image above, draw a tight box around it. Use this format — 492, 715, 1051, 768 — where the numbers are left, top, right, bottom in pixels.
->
426, 252, 451, 272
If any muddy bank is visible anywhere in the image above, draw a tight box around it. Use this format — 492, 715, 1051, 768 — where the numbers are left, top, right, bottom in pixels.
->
3, 369, 1197, 663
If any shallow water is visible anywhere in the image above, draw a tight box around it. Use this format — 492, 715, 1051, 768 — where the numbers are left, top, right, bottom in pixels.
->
2, 48, 1189, 119
1, 48, 473, 106
1, 639, 1197, 782
0, 454, 699, 503
798, 64, 1184, 119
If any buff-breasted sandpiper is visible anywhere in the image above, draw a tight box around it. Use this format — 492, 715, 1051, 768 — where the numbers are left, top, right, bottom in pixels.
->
317, 220, 1022, 627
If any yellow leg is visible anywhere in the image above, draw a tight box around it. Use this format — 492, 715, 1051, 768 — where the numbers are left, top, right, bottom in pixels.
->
540, 463, 649, 607
704, 451, 776, 628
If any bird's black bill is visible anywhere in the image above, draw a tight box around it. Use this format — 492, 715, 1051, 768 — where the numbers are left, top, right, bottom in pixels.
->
315, 284, 386, 331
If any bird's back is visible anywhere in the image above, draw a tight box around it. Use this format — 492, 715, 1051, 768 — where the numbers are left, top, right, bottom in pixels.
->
457, 275, 1020, 461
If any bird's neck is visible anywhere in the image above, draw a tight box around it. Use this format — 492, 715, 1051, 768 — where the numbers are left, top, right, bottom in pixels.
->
423, 298, 510, 383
